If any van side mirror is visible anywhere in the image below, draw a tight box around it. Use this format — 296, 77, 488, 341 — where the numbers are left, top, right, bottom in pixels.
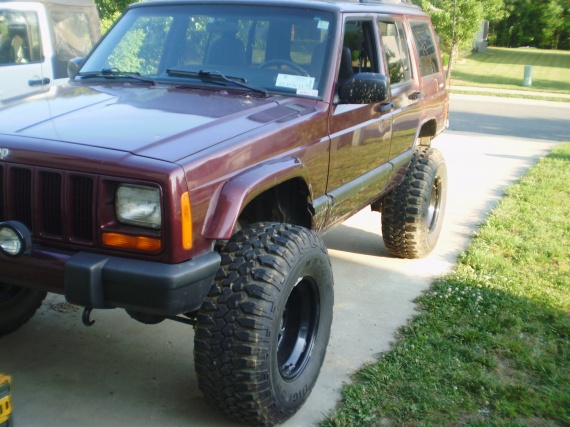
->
337, 73, 389, 104
67, 57, 85, 79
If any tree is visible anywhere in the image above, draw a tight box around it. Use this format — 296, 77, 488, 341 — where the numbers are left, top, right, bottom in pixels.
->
412, 0, 505, 83
491, 0, 570, 49
94, 0, 136, 32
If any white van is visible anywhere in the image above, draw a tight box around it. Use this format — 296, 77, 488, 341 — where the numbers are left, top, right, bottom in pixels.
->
0, 0, 100, 102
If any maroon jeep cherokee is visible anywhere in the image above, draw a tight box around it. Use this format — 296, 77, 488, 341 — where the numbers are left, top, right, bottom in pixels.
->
0, 0, 448, 424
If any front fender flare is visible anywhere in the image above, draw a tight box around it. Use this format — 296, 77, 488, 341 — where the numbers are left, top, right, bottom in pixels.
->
202, 157, 311, 240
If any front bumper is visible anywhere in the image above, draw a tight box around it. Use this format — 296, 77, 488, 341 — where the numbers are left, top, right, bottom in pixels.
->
64, 251, 221, 316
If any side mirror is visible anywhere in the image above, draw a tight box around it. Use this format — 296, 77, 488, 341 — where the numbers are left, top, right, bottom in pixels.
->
67, 57, 85, 79
337, 73, 389, 104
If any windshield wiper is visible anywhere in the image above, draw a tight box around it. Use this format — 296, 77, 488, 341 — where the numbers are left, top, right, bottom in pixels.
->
166, 69, 268, 96
77, 68, 156, 85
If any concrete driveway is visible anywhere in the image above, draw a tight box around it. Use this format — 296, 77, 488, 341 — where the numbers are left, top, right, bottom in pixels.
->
0, 95, 566, 426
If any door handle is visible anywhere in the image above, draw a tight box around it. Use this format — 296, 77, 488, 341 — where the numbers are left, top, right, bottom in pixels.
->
408, 91, 424, 100
28, 78, 51, 87
376, 102, 393, 113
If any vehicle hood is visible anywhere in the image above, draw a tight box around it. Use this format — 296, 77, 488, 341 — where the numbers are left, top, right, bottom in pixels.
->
0, 83, 306, 163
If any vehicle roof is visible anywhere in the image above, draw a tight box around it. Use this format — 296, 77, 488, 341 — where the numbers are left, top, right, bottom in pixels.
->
0, 0, 96, 7
134, 0, 426, 16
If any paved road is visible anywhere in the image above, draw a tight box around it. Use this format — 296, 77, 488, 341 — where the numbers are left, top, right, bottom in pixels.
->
1, 95, 568, 427
449, 94, 570, 141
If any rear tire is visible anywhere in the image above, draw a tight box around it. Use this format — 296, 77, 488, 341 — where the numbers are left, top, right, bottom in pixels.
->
381, 146, 447, 259
0, 284, 47, 336
194, 222, 334, 426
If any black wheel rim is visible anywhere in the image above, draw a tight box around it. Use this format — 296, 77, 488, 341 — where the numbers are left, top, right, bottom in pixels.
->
427, 175, 442, 233
0, 284, 24, 305
277, 276, 320, 381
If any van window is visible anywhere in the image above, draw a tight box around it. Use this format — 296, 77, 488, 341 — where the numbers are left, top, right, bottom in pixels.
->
410, 21, 440, 77
0, 10, 42, 65
51, 11, 95, 61
378, 20, 412, 84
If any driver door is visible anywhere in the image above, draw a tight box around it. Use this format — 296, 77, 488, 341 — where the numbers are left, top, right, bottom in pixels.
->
326, 17, 394, 225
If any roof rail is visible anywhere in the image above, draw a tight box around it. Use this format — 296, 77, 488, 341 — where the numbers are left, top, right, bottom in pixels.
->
356, 0, 415, 4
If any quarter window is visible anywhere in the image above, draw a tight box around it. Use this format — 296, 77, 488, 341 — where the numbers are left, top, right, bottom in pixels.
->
411, 21, 440, 77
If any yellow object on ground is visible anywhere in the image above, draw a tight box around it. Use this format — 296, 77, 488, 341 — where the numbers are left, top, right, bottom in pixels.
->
0, 374, 12, 427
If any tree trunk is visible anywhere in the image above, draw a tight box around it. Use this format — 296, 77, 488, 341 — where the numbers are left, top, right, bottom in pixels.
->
445, 0, 458, 88
445, 43, 457, 89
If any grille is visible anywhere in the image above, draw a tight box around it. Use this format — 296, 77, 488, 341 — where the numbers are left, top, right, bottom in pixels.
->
0, 163, 95, 244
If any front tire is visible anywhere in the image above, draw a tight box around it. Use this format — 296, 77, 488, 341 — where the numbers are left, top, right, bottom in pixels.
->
381, 146, 447, 259
194, 222, 334, 426
0, 284, 47, 336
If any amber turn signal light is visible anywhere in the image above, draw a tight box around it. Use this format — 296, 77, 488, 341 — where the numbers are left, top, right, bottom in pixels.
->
181, 191, 193, 250
102, 232, 162, 252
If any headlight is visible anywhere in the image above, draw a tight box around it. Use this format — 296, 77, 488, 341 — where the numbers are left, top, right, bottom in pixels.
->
115, 184, 161, 229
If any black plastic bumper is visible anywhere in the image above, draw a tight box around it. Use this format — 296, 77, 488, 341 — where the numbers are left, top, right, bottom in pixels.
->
64, 251, 221, 316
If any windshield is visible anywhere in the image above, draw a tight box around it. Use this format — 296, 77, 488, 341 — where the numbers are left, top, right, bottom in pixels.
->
80, 4, 335, 99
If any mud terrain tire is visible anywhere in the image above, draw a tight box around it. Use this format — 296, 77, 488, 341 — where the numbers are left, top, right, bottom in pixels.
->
194, 222, 334, 426
381, 146, 447, 259
0, 284, 47, 336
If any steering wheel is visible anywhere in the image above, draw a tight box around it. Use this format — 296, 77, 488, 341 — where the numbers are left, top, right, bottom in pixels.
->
257, 59, 310, 77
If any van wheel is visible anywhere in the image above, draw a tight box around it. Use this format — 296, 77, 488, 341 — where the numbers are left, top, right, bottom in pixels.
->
381, 146, 447, 259
0, 284, 47, 336
194, 222, 334, 426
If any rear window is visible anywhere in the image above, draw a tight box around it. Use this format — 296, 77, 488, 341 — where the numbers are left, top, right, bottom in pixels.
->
410, 21, 440, 77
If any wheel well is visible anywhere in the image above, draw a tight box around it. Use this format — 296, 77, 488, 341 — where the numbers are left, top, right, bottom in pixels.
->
418, 119, 437, 141
238, 179, 312, 229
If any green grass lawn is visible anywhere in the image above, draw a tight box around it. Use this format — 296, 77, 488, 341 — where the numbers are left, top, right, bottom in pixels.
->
322, 143, 570, 426
452, 47, 570, 95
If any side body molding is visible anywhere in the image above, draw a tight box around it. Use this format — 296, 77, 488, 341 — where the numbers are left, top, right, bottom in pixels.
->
202, 157, 311, 240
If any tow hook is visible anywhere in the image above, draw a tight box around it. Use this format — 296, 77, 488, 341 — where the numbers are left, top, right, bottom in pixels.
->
82, 307, 96, 326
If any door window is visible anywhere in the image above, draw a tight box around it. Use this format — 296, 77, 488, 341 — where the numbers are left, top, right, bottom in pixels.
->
378, 20, 412, 84
339, 19, 379, 80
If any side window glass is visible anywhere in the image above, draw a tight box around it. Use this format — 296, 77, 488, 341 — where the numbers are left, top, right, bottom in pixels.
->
378, 20, 412, 84
339, 19, 378, 82
0, 10, 42, 65
51, 11, 95, 62
411, 21, 440, 77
